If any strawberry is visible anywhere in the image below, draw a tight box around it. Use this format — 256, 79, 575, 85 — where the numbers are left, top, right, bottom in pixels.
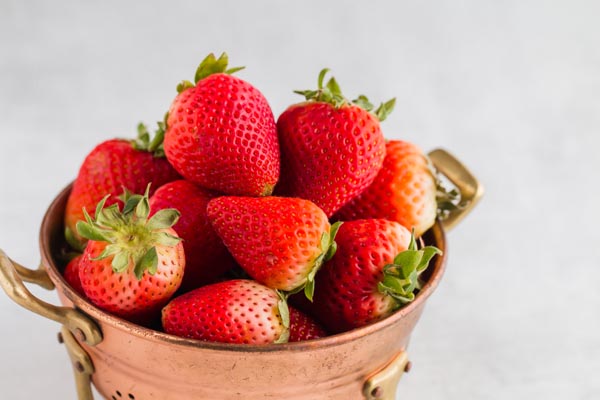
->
289, 306, 326, 342
161, 279, 290, 344
275, 69, 394, 217
206, 196, 341, 299
149, 180, 236, 291
335, 140, 439, 237
309, 219, 441, 333
164, 52, 280, 196
63, 255, 85, 296
76, 186, 185, 322
65, 125, 180, 249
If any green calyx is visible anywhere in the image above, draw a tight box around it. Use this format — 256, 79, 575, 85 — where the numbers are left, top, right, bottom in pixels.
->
377, 230, 442, 306
427, 156, 463, 220
274, 290, 291, 344
176, 52, 245, 94
75, 184, 181, 280
293, 68, 396, 121
297, 221, 343, 302
132, 113, 169, 158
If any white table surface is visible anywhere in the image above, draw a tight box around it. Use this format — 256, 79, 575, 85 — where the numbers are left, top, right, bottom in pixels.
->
1, 1, 599, 399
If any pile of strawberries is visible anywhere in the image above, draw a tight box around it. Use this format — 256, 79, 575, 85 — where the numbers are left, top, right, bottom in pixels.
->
62, 53, 448, 344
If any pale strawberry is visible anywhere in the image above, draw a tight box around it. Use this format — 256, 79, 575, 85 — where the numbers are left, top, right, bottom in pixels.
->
335, 140, 440, 237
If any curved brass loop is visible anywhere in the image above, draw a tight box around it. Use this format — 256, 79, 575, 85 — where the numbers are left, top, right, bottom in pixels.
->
11, 258, 55, 290
61, 326, 95, 400
0, 249, 102, 346
428, 148, 484, 231
363, 351, 410, 400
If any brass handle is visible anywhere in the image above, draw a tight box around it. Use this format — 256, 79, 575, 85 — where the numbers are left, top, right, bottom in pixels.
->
0, 249, 102, 346
363, 351, 410, 400
428, 148, 484, 231
60, 326, 95, 400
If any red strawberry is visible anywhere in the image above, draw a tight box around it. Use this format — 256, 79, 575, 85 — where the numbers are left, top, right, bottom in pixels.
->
309, 219, 441, 333
77, 187, 185, 322
149, 180, 235, 291
275, 69, 393, 216
63, 255, 85, 296
65, 126, 180, 248
335, 140, 438, 237
206, 196, 340, 299
164, 52, 280, 196
161, 279, 290, 344
289, 307, 326, 342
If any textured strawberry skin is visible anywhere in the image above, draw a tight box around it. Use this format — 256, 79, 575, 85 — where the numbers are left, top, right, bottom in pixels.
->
164, 73, 280, 196
289, 306, 327, 342
310, 219, 412, 333
276, 102, 386, 217
65, 139, 180, 242
78, 229, 185, 322
206, 196, 330, 291
335, 140, 437, 237
63, 255, 85, 296
161, 279, 287, 344
149, 180, 235, 291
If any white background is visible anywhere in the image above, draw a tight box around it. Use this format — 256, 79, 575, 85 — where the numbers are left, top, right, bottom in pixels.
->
1, 1, 599, 399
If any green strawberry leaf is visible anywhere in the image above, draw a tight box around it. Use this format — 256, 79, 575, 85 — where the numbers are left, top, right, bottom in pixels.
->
91, 244, 121, 261
147, 209, 181, 231
326, 76, 343, 98
111, 250, 130, 273
352, 95, 374, 111
274, 292, 290, 344
330, 221, 343, 240
122, 194, 143, 215
97, 204, 124, 229
135, 187, 151, 220
153, 232, 182, 247
76, 221, 110, 242
374, 98, 396, 122
94, 194, 110, 220
193, 52, 244, 83
176, 80, 195, 94
378, 230, 442, 308
225, 66, 245, 75
317, 68, 330, 89
134, 247, 158, 279
304, 278, 316, 302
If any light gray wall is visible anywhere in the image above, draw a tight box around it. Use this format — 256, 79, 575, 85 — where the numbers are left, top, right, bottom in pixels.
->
1, 1, 599, 399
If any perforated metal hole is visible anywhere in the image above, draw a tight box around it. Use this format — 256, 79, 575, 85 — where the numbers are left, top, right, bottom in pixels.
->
112, 390, 135, 400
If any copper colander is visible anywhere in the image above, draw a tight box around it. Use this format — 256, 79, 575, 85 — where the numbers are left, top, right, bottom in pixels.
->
0, 148, 482, 400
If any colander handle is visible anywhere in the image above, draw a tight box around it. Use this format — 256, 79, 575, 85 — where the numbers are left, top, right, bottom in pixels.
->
428, 148, 484, 231
363, 351, 410, 400
0, 249, 102, 346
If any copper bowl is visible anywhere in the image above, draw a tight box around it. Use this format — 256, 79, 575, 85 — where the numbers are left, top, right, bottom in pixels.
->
0, 149, 483, 400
